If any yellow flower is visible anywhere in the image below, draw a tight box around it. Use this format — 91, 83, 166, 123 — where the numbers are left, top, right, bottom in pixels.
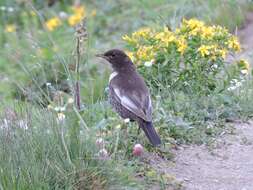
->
30, 11, 36, 17
237, 59, 250, 71
125, 51, 135, 62
218, 49, 227, 59
176, 37, 187, 54
198, 45, 211, 57
132, 27, 152, 39
154, 32, 164, 40
5, 24, 16, 33
68, 14, 83, 26
68, 5, 86, 26
228, 36, 241, 52
201, 26, 214, 39
91, 9, 97, 17
183, 18, 205, 30
122, 35, 137, 44
189, 28, 199, 36
154, 28, 176, 46
136, 46, 154, 61
71, 5, 85, 17
181, 19, 206, 37
213, 25, 228, 35
45, 17, 61, 31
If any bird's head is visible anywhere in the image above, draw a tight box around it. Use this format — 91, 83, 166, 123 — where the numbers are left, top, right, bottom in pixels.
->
96, 49, 134, 71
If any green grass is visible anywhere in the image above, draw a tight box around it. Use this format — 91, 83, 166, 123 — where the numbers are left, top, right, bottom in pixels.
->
0, 104, 142, 189
0, 0, 253, 189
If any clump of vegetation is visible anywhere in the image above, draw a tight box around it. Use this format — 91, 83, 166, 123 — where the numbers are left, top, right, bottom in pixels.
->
0, 104, 141, 190
123, 19, 249, 95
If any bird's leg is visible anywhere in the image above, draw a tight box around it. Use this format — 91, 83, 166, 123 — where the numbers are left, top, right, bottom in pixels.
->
137, 126, 141, 135
121, 119, 129, 141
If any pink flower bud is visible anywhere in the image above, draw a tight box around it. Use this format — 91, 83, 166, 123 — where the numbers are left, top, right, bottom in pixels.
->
133, 144, 144, 156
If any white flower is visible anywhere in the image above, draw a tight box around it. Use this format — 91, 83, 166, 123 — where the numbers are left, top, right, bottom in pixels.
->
124, 118, 130, 123
59, 11, 68, 19
0, 6, 6, 11
80, 130, 84, 135
241, 69, 248, 75
59, 107, 66, 112
67, 98, 74, 104
54, 107, 60, 112
95, 138, 105, 148
98, 148, 108, 158
47, 104, 53, 110
57, 113, 65, 123
230, 79, 238, 84
228, 86, 237, 91
7, 7, 14, 12
54, 106, 66, 112
144, 60, 154, 67
228, 78, 243, 91
18, 120, 28, 130
211, 64, 218, 69
115, 124, 121, 129
0, 119, 9, 129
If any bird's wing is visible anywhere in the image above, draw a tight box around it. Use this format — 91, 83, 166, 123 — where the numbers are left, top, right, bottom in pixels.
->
110, 82, 152, 122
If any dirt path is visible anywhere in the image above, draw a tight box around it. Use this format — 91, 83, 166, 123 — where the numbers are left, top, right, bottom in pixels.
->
160, 121, 253, 190
237, 12, 253, 61
152, 13, 253, 190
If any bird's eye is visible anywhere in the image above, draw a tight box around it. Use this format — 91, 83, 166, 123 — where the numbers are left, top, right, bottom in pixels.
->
109, 54, 115, 59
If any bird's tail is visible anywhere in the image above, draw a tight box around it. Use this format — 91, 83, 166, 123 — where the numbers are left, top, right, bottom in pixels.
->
138, 120, 161, 146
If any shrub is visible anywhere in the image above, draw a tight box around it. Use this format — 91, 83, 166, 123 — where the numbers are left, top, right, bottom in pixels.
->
123, 19, 244, 95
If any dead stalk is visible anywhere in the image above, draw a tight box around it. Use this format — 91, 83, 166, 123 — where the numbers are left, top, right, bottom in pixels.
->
74, 19, 87, 110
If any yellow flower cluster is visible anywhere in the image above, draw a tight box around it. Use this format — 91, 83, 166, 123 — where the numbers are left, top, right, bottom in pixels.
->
122, 27, 152, 45
125, 51, 135, 62
5, 24, 16, 33
176, 37, 187, 54
132, 28, 152, 39
123, 18, 241, 65
68, 5, 86, 26
228, 36, 241, 52
181, 19, 206, 37
198, 45, 212, 57
154, 27, 176, 45
45, 17, 62, 31
237, 59, 250, 74
136, 46, 155, 61
180, 19, 229, 40
44, 5, 93, 32
122, 26, 188, 62
198, 45, 227, 60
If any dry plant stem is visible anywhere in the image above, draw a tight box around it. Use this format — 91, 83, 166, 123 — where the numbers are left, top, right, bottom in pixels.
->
74, 19, 87, 110
75, 37, 81, 110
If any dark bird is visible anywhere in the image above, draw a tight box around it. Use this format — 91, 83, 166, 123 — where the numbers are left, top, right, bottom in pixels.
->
96, 49, 161, 146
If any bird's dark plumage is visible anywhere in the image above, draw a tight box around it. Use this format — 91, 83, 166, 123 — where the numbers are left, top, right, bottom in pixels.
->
97, 49, 161, 146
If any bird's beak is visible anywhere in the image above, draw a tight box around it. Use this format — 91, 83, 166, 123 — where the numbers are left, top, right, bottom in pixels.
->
96, 53, 108, 60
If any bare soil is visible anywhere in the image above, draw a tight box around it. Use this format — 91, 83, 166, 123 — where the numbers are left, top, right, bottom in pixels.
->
158, 121, 253, 190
